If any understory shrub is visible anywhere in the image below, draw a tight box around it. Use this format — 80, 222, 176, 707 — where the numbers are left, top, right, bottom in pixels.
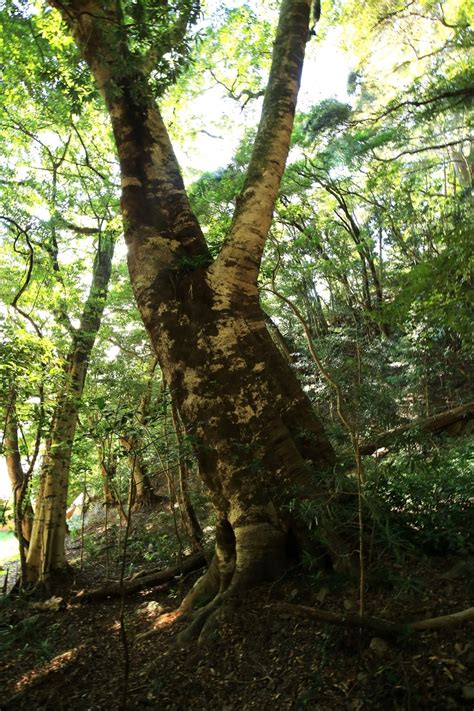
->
364, 436, 474, 554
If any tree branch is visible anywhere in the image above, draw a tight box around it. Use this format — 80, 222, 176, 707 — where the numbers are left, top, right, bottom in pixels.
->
372, 138, 471, 163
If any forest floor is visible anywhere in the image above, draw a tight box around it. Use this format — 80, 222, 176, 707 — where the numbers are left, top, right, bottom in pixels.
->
1, 509, 474, 710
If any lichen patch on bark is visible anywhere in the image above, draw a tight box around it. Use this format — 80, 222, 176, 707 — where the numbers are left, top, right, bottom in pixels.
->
121, 176, 143, 188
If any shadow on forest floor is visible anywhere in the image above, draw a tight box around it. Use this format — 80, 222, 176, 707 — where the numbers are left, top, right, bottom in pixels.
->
1, 509, 474, 710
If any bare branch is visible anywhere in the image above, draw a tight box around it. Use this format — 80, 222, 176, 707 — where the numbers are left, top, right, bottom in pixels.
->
71, 121, 108, 181
372, 138, 471, 163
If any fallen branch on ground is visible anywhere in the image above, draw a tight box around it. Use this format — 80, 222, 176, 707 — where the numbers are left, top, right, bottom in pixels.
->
74, 552, 206, 602
360, 401, 474, 456
273, 603, 474, 636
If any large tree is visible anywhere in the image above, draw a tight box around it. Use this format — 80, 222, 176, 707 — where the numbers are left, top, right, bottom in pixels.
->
41, 0, 336, 622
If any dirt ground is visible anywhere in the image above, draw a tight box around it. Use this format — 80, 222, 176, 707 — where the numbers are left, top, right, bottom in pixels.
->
1, 513, 474, 710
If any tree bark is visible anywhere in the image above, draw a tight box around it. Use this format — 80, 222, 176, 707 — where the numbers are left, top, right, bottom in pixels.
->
26, 233, 115, 584
48, 0, 336, 604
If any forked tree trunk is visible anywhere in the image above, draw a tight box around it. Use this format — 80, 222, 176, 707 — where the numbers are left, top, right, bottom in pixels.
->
26, 234, 114, 585
49, 0, 336, 603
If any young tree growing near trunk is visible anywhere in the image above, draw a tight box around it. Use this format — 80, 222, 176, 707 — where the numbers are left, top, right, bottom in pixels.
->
45, 0, 337, 625
26, 233, 115, 585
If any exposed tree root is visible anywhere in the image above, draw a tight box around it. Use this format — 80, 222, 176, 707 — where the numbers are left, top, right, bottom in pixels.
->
273, 603, 474, 637
74, 552, 206, 602
177, 593, 225, 643
136, 581, 227, 643
178, 555, 221, 613
178, 581, 248, 644
177, 567, 262, 644
408, 606, 474, 631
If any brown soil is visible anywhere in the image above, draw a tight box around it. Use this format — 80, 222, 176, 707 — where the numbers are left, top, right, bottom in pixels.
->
1, 513, 473, 710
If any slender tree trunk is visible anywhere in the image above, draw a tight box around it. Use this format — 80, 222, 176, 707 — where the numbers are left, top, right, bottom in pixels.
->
97, 443, 118, 506
301, 276, 329, 337
49, 0, 337, 603
26, 233, 114, 585
120, 357, 162, 510
311, 288, 330, 336
264, 313, 293, 363
4, 386, 33, 567
170, 399, 203, 550
449, 146, 474, 198
119, 434, 158, 510
286, 214, 357, 316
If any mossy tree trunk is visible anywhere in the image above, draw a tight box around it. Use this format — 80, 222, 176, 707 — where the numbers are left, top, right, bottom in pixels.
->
49, 0, 336, 602
25, 233, 115, 585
